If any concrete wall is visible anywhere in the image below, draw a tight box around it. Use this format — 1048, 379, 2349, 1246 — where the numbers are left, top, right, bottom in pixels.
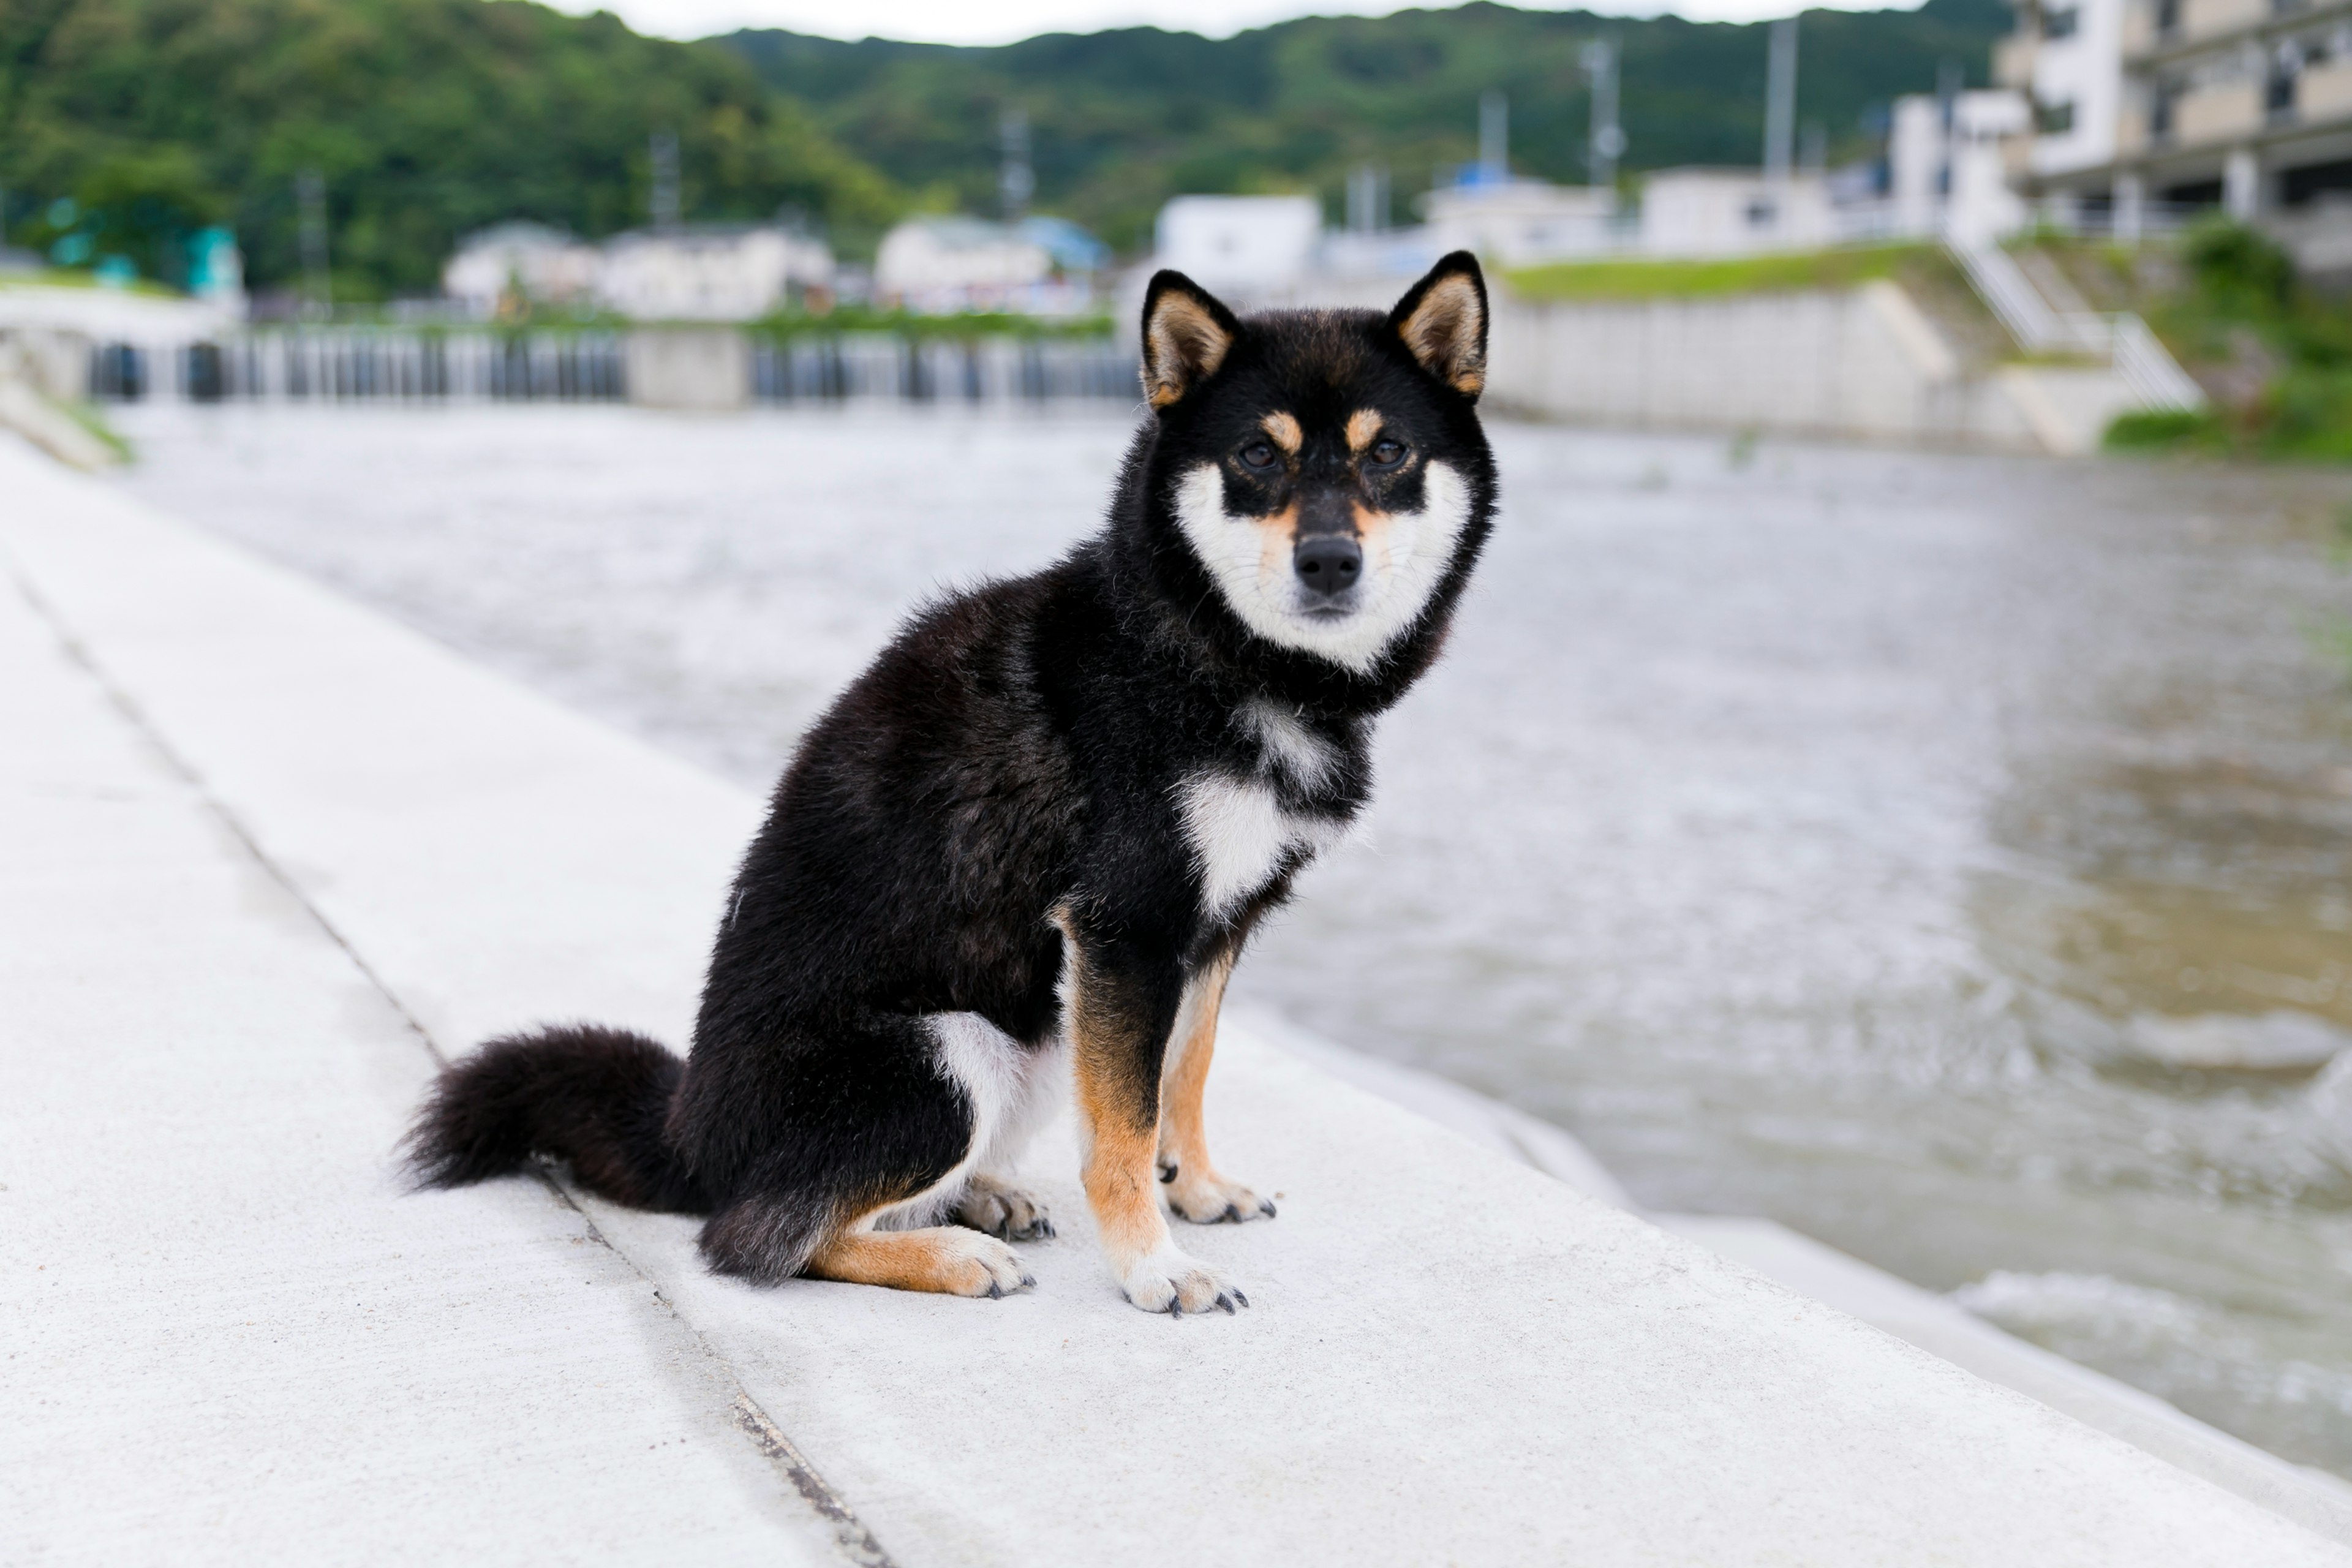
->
624, 325, 752, 410
1486, 279, 2047, 450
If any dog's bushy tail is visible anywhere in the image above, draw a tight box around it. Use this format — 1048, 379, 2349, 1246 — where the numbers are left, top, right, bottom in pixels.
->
405, 1024, 707, 1213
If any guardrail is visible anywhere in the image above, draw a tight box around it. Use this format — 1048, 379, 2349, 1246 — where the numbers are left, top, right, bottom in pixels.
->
88, 326, 1136, 406
1947, 238, 2205, 412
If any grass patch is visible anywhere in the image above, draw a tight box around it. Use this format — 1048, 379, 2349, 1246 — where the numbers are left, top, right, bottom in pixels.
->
749, 304, 1114, 341
55, 398, 133, 462
0, 267, 182, 300
2103, 408, 2220, 451
1505, 243, 1932, 303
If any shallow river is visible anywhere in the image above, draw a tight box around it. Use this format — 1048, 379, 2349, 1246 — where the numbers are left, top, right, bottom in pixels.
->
107, 402, 2352, 1476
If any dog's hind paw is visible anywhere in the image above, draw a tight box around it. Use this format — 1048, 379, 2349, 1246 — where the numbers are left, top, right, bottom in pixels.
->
937, 1230, 1035, 1298
1163, 1165, 1276, 1227
954, 1175, 1055, 1242
1118, 1246, 1247, 1316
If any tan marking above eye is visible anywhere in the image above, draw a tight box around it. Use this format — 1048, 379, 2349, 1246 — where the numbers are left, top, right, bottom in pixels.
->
1345, 410, 1384, 452
1260, 412, 1302, 453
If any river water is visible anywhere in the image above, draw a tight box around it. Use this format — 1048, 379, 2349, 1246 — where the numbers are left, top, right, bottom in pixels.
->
105, 402, 2352, 1477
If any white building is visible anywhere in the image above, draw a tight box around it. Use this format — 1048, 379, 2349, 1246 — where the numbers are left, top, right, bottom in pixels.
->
2009, 0, 2128, 180
594, 225, 832, 323
1638, 168, 1838, 255
1422, 179, 1619, 265
1887, 91, 2034, 244
1153, 195, 1323, 296
442, 222, 600, 315
873, 214, 1108, 315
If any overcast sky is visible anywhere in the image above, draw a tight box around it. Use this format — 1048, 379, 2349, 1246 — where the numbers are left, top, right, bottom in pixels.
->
559, 0, 1896, 46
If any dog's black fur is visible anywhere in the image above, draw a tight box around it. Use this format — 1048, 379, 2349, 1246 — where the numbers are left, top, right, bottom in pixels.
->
410, 253, 1498, 1311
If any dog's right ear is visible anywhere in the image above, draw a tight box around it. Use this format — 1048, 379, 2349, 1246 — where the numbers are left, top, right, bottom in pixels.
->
1139, 271, 1240, 410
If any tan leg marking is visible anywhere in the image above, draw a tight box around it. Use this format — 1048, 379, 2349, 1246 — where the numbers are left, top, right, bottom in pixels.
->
804, 1225, 1031, 1298
1058, 909, 1246, 1314
1156, 955, 1276, 1225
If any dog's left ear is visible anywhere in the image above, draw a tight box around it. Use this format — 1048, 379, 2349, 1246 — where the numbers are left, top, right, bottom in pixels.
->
1140, 270, 1242, 410
1388, 251, 1488, 400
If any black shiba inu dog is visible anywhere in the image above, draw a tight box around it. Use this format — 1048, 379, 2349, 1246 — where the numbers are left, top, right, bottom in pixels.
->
410, 253, 1497, 1314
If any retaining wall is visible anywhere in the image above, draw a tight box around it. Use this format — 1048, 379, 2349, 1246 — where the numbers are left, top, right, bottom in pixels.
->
1487, 280, 2057, 450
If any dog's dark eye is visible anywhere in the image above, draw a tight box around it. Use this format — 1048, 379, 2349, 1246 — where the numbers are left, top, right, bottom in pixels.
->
1239, 442, 1276, 469
1370, 439, 1407, 468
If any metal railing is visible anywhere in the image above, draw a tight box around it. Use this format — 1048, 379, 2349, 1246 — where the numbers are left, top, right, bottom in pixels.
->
1946, 236, 2206, 410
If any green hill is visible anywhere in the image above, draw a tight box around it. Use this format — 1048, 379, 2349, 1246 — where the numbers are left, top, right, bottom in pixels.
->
0, 0, 2007, 299
0, 0, 898, 298
723, 0, 2008, 252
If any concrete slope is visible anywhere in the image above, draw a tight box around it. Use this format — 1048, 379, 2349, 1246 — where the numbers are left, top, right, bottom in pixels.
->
4, 435, 2348, 1566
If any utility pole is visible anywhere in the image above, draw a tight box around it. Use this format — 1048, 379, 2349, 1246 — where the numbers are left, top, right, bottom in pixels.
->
1581, 39, 1624, 193
999, 108, 1033, 225
295, 168, 331, 322
1479, 90, 1509, 183
649, 130, 680, 232
1763, 18, 1798, 186
1346, 163, 1390, 233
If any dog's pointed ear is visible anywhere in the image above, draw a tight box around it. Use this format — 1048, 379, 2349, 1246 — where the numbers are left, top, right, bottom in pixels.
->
1140, 270, 1241, 410
1388, 251, 1488, 399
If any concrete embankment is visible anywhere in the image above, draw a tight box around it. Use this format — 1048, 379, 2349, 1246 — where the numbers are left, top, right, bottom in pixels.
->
6, 433, 2351, 1564
1485, 279, 2150, 454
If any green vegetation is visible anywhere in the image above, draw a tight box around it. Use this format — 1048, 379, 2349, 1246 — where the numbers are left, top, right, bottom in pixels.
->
725, 0, 2005, 254
750, 304, 1111, 341
0, 0, 2003, 298
55, 396, 132, 463
0, 266, 181, 298
0, 0, 898, 298
2085, 221, 2352, 461
1507, 242, 1932, 301
2103, 408, 2214, 450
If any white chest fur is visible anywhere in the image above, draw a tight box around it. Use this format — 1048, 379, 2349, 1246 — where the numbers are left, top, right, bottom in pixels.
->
1175, 772, 1343, 921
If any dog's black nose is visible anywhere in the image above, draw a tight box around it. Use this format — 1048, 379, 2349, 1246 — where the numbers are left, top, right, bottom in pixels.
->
1294, 535, 1362, 597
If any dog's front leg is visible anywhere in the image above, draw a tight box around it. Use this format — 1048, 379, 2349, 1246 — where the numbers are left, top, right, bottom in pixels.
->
1156, 951, 1276, 1226
1057, 915, 1246, 1315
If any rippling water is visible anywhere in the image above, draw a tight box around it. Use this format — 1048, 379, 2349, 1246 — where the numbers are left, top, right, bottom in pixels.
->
107, 402, 2352, 1475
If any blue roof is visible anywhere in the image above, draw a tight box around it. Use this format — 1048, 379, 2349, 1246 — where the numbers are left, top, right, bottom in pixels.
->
1017, 216, 1111, 273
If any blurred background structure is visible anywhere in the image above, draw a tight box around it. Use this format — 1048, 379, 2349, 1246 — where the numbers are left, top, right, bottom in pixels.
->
9, 0, 2352, 448
6, 0, 2352, 1503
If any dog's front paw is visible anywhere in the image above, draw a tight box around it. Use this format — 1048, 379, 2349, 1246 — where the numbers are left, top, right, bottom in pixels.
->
954, 1177, 1055, 1242
1118, 1245, 1247, 1316
1160, 1162, 1276, 1226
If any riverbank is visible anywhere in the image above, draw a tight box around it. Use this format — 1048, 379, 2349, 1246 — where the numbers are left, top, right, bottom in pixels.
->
104, 401, 2352, 1478
8, 430, 2352, 1561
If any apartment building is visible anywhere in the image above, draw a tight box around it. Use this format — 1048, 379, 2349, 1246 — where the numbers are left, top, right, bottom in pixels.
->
2001, 0, 2352, 260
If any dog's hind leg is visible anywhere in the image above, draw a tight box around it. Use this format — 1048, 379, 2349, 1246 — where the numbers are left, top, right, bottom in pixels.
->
950, 1030, 1066, 1242
807, 1224, 1032, 1297
1155, 952, 1276, 1226
689, 1010, 1038, 1297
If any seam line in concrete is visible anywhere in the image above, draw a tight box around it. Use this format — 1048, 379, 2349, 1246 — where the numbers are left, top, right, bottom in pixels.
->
2, 545, 902, 1568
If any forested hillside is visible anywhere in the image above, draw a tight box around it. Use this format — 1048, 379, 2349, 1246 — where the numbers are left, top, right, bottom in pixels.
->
725, 0, 2007, 251
0, 0, 2005, 298
0, 0, 897, 297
